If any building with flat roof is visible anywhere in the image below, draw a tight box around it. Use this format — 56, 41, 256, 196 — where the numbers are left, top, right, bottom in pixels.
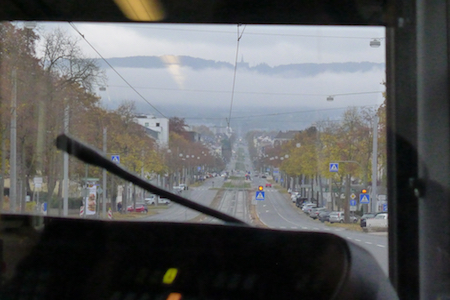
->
133, 115, 169, 147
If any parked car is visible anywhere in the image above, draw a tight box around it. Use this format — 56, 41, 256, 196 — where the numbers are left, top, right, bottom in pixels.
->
318, 211, 331, 223
158, 198, 171, 205
366, 213, 388, 228
295, 197, 308, 207
179, 184, 188, 190
329, 212, 358, 223
302, 203, 317, 214
309, 207, 328, 219
329, 212, 344, 223
265, 183, 272, 187
360, 213, 377, 227
127, 204, 148, 213
261, 175, 267, 178
291, 192, 299, 203
144, 196, 156, 205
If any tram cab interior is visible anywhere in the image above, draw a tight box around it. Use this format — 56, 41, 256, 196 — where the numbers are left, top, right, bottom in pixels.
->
0, 0, 448, 299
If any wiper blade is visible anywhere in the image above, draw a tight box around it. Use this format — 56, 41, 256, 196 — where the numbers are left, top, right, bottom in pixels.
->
56, 134, 248, 226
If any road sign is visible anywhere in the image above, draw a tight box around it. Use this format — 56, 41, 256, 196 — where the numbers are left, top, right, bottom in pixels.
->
350, 206, 357, 211
350, 199, 357, 206
111, 155, 120, 164
351, 193, 356, 199
255, 191, 265, 200
382, 203, 388, 212
329, 163, 339, 172
360, 194, 370, 204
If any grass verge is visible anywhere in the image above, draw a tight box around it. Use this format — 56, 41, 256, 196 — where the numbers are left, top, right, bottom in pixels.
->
112, 211, 158, 220
325, 222, 363, 232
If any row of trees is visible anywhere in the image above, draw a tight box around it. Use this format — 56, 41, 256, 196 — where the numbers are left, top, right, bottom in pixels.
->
0, 22, 226, 213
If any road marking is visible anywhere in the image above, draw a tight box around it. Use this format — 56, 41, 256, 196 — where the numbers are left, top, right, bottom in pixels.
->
280, 226, 286, 229
365, 242, 372, 245
377, 244, 386, 248
302, 227, 308, 229
324, 228, 331, 231
355, 239, 361, 242
266, 210, 269, 213
346, 237, 352, 239
291, 227, 297, 229
312, 227, 319, 230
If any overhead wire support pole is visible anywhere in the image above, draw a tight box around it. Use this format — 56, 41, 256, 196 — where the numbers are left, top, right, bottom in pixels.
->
63, 105, 69, 216
10, 69, 17, 213
227, 24, 246, 129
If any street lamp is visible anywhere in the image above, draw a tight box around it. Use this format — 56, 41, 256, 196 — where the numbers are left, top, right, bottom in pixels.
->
370, 38, 381, 48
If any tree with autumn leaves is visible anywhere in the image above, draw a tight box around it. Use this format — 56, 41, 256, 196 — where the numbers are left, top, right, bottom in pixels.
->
252, 105, 386, 220
166, 117, 222, 187
0, 23, 165, 212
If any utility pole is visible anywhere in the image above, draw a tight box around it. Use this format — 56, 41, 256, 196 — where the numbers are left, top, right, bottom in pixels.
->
10, 70, 17, 213
102, 127, 107, 218
344, 174, 350, 223
371, 116, 379, 212
63, 106, 69, 216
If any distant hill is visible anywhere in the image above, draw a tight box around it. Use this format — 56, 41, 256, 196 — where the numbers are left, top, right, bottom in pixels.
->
97, 56, 384, 78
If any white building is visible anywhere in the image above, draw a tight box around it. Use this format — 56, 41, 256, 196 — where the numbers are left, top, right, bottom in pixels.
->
133, 115, 169, 147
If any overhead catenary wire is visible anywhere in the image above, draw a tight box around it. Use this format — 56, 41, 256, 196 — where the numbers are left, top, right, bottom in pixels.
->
114, 23, 385, 40
227, 24, 246, 128
68, 22, 167, 118
183, 104, 381, 120
106, 84, 382, 98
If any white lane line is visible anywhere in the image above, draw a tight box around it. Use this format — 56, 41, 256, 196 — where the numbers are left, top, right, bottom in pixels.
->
313, 227, 319, 230
377, 244, 386, 248
280, 226, 286, 229
365, 242, 373, 245
355, 239, 361, 242
324, 228, 331, 231
291, 227, 297, 229
302, 227, 308, 229
266, 210, 269, 213
346, 237, 352, 240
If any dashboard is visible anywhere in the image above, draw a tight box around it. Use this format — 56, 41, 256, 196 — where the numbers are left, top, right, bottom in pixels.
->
0, 215, 396, 299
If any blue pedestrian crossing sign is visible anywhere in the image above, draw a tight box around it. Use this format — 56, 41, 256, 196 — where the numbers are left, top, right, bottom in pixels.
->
350, 199, 357, 206
255, 191, 265, 201
360, 194, 370, 204
329, 163, 339, 172
111, 155, 120, 164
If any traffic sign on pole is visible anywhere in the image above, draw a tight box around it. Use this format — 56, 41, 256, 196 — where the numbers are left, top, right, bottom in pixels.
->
360, 194, 370, 204
350, 199, 357, 206
111, 155, 120, 164
255, 191, 265, 200
329, 163, 339, 172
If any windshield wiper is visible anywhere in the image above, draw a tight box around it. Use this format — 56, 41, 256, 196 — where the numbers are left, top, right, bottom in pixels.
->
56, 134, 248, 226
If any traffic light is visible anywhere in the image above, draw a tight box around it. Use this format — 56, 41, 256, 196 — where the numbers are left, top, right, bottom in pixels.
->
258, 186, 264, 191
361, 189, 367, 194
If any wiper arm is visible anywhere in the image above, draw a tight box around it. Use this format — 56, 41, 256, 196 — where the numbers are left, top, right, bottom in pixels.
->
56, 134, 248, 226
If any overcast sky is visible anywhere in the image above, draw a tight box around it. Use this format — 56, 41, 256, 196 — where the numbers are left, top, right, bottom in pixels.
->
34, 22, 385, 129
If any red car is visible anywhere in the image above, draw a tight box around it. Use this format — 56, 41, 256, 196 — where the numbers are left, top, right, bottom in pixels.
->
127, 204, 148, 213
265, 183, 272, 187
